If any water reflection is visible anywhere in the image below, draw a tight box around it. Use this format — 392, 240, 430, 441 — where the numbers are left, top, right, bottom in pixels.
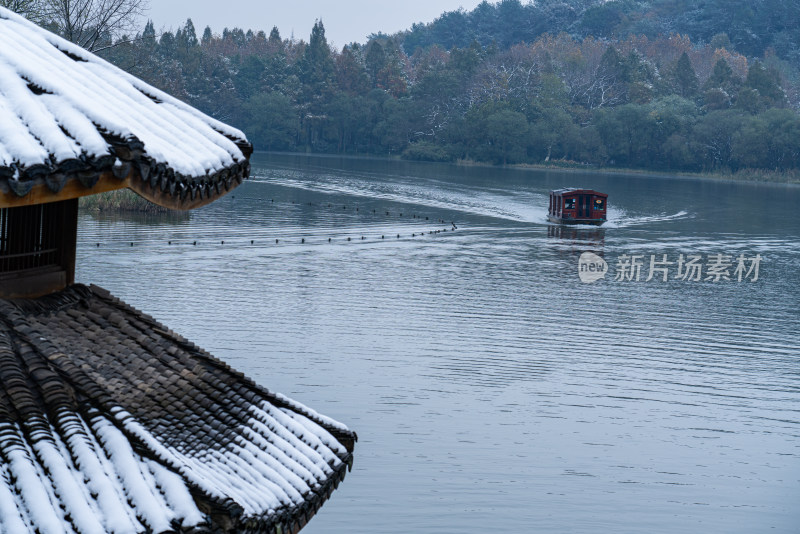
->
547, 224, 606, 250
82, 209, 191, 225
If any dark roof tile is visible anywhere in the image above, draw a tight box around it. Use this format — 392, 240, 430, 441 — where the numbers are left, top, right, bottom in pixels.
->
0, 284, 355, 533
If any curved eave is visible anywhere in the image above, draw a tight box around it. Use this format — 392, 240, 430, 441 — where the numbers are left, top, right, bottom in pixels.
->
199, 451, 354, 534
129, 154, 251, 211
0, 142, 252, 210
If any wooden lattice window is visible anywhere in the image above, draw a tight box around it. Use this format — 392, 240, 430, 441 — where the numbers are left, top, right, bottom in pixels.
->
0, 199, 77, 298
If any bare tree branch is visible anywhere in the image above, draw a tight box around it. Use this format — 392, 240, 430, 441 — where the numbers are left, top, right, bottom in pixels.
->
0, 0, 45, 20
11, 0, 149, 51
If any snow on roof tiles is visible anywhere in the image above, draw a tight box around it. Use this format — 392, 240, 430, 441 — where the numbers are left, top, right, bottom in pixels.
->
0, 285, 355, 533
0, 7, 252, 208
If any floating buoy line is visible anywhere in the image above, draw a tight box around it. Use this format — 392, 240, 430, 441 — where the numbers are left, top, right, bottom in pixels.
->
86, 201, 459, 249
95, 226, 456, 249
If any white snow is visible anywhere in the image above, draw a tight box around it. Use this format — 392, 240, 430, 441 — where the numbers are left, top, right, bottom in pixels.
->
273, 391, 352, 433
1, 423, 66, 534
110, 397, 351, 517
146, 460, 206, 528
33, 432, 106, 534
0, 409, 221, 534
0, 99, 50, 167
39, 95, 109, 157
0, 469, 29, 533
0, 6, 248, 177
92, 417, 175, 533
280, 408, 350, 457
61, 412, 144, 533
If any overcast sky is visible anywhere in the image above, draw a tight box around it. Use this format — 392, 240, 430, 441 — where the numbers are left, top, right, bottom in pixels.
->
148, 1, 484, 48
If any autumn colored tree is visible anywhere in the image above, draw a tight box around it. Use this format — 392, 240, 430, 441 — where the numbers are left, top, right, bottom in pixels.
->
336, 45, 370, 95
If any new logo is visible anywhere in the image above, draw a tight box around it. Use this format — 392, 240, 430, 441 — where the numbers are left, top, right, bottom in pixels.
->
578, 252, 607, 283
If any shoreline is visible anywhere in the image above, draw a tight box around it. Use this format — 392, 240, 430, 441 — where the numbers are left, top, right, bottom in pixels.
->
467, 160, 800, 185
260, 151, 800, 185
78, 189, 180, 214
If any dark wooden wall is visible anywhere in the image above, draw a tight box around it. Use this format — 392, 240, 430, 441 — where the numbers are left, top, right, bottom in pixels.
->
0, 199, 77, 298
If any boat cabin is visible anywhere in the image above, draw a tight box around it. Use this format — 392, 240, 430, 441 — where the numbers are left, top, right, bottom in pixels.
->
548, 188, 608, 225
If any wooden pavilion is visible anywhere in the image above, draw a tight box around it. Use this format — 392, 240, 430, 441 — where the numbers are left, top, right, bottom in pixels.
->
0, 7, 355, 533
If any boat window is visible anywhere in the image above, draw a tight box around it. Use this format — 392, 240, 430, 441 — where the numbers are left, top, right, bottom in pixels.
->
564, 198, 575, 210
594, 198, 605, 210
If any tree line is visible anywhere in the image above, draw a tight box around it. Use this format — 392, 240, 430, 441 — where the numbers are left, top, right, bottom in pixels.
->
98, 18, 800, 175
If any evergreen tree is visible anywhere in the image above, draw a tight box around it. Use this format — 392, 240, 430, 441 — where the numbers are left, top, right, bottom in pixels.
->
241, 92, 299, 150
703, 58, 739, 92
268, 27, 282, 47
158, 31, 176, 58
671, 52, 699, 99
702, 58, 740, 110
590, 46, 630, 108
201, 26, 213, 46
141, 20, 156, 48
182, 19, 199, 49
743, 61, 786, 108
579, 1, 625, 38
449, 41, 483, 76
235, 55, 266, 100
365, 40, 386, 87
299, 21, 336, 96
598, 46, 627, 82
297, 21, 336, 148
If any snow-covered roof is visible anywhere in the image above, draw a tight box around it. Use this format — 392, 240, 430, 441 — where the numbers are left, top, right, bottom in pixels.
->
0, 7, 252, 209
0, 285, 355, 533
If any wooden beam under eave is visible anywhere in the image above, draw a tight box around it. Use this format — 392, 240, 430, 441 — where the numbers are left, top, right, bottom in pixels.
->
0, 173, 128, 208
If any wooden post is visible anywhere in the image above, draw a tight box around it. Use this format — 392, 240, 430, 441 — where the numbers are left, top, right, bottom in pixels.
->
59, 198, 78, 286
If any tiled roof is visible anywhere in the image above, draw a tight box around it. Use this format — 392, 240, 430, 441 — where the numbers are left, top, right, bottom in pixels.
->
0, 284, 355, 533
0, 7, 252, 209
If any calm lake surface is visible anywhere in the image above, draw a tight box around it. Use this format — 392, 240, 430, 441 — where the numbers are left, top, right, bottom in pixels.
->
76, 153, 800, 533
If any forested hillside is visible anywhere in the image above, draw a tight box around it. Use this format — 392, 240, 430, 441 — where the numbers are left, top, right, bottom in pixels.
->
401, 0, 800, 63
96, 0, 800, 176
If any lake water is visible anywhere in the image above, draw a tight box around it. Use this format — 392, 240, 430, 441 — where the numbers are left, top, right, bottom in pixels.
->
76, 153, 800, 533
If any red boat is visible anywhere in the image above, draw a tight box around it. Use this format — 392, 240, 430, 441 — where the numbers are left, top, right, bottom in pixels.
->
548, 188, 607, 225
